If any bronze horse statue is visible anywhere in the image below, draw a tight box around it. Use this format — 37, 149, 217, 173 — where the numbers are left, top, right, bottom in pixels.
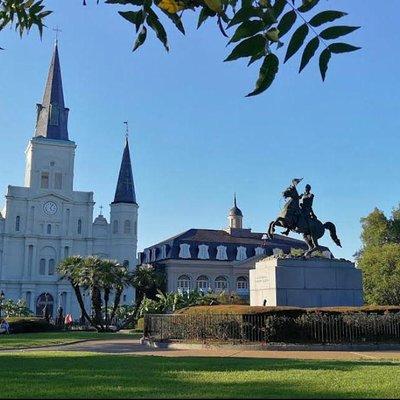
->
267, 182, 341, 256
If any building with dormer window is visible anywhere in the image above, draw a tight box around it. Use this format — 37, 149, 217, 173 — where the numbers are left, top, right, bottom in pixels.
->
138, 196, 314, 299
0, 43, 138, 318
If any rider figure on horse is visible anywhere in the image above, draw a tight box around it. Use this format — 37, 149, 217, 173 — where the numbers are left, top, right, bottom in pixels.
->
300, 184, 316, 221
268, 178, 342, 256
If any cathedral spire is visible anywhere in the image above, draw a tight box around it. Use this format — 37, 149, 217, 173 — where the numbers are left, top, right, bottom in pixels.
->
113, 137, 137, 204
35, 41, 69, 140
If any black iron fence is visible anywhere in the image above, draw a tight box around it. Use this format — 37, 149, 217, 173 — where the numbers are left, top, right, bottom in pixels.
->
144, 312, 400, 344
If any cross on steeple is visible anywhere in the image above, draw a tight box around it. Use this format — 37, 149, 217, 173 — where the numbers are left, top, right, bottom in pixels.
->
124, 121, 129, 140
52, 26, 62, 44
99, 205, 103, 215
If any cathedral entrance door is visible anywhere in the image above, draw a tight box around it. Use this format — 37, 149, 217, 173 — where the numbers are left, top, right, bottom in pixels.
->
36, 293, 54, 317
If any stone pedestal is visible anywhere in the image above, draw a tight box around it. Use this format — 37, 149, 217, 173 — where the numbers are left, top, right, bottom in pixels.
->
249, 256, 363, 307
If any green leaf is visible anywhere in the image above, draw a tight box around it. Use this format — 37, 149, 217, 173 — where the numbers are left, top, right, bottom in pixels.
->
133, 25, 147, 52
227, 6, 262, 28
328, 42, 361, 53
147, 10, 169, 51
119, 10, 145, 32
299, 36, 319, 72
319, 48, 331, 81
224, 34, 266, 62
160, 9, 185, 34
309, 10, 347, 27
247, 50, 265, 66
298, 0, 319, 13
320, 25, 360, 40
284, 23, 309, 63
272, 0, 287, 19
197, 7, 216, 29
276, 10, 296, 38
246, 53, 279, 97
229, 20, 265, 43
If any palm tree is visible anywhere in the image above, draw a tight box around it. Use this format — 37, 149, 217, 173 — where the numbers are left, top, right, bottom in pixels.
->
58, 256, 133, 332
121, 264, 165, 328
57, 256, 98, 329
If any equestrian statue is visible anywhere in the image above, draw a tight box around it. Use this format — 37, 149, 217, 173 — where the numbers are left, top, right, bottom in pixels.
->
267, 179, 341, 257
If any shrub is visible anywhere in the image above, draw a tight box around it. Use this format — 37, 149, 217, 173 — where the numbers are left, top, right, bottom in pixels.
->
145, 310, 400, 344
176, 304, 400, 316
2, 299, 32, 317
7, 317, 59, 333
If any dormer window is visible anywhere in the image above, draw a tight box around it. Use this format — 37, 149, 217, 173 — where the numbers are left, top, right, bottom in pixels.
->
179, 244, 191, 259
236, 246, 247, 261
198, 244, 209, 260
255, 247, 265, 256
216, 245, 228, 261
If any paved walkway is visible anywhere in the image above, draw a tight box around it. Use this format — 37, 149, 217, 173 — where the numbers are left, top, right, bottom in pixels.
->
11, 338, 400, 361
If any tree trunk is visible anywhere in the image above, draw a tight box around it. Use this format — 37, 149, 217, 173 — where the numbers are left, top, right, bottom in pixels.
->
72, 284, 99, 330
104, 287, 110, 331
109, 288, 122, 324
91, 285, 104, 331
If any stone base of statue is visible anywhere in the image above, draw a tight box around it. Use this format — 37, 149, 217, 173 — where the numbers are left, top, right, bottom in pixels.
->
249, 256, 363, 307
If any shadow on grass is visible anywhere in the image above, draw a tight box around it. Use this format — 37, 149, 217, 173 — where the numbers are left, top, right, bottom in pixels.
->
0, 353, 398, 398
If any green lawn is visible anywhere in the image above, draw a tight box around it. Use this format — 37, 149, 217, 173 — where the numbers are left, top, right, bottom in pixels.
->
0, 331, 141, 350
0, 351, 399, 398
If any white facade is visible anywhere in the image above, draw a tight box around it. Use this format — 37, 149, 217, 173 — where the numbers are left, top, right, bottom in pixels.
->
0, 45, 138, 319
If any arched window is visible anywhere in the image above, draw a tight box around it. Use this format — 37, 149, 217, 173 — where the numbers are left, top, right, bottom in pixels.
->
15, 216, 20, 232
36, 293, 54, 317
25, 292, 31, 309
64, 246, 69, 258
177, 275, 191, 291
39, 258, 46, 275
77, 219, 82, 234
40, 172, 49, 189
47, 224, 51, 234
28, 245, 34, 275
113, 220, 118, 234
196, 275, 210, 291
215, 276, 228, 291
48, 259, 55, 275
54, 172, 62, 189
236, 276, 248, 291
124, 220, 131, 234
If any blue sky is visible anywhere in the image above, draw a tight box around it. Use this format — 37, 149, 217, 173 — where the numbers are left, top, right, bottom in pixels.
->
0, 0, 399, 260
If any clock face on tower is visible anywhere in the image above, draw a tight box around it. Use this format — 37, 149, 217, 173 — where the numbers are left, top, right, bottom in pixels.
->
43, 201, 58, 215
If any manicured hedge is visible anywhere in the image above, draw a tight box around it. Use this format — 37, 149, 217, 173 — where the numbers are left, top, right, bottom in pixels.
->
176, 304, 400, 316
7, 317, 59, 333
146, 310, 400, 344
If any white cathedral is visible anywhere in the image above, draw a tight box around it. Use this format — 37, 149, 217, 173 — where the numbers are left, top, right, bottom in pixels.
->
0, 43, 138, 318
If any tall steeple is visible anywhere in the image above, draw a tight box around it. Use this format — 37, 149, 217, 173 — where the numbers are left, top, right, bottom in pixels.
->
35, 41, 69, 140
113, 138, 137, 204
